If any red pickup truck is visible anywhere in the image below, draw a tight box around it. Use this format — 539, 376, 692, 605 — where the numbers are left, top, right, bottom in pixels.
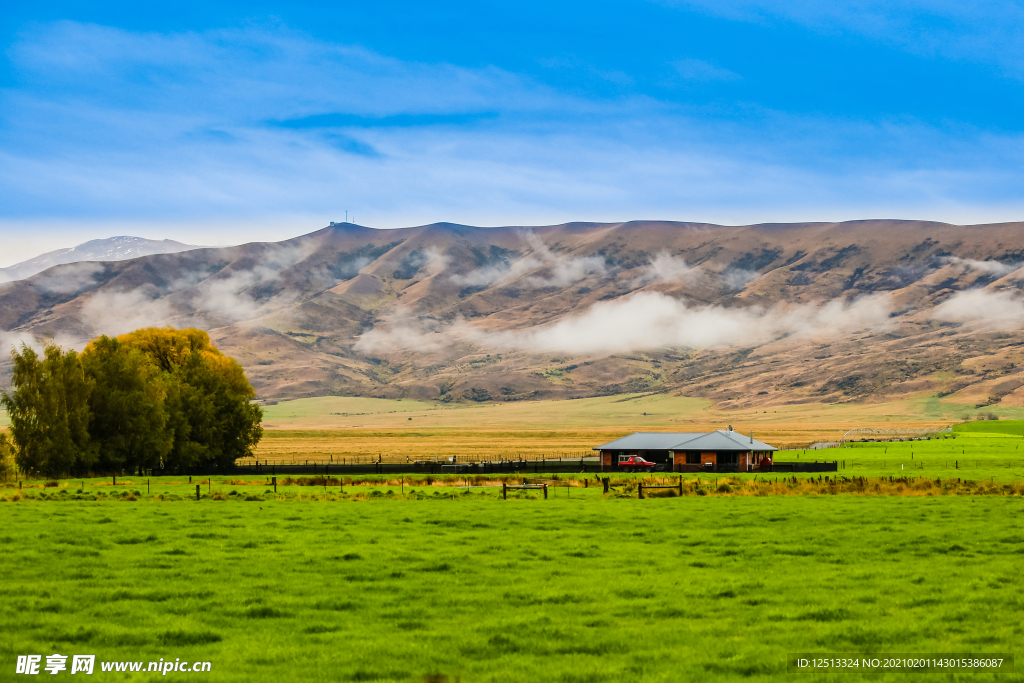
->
617, 455, 657, 472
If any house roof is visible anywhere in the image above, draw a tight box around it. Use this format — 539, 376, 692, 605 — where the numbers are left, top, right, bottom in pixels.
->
592, 432, 706, 451
672, 430, 778, 452
594, 430, 778, 452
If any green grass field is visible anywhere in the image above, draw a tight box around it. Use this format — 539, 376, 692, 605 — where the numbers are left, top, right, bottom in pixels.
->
832, 425, 1024, 482
2, 495, 1021, 682
3, 421, 1023, 681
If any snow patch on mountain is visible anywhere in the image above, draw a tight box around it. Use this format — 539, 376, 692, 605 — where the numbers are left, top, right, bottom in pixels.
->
0, 236, 201, 282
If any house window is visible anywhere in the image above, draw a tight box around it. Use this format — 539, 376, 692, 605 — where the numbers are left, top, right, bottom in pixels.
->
685, 452, 700, 464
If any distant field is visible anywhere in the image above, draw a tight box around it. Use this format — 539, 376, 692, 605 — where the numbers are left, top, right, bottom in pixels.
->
261, 392, 1022, 433
256, 392, 1024, 448
2, 495, 1021, 682
248, 394, 1024, 465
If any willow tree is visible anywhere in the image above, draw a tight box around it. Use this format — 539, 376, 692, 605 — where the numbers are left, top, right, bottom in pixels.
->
0, 432, 14, 478
81, 335, 173, 472
2, 329, 262, 475
116, 327, 263, 469
0, 343, 96, 477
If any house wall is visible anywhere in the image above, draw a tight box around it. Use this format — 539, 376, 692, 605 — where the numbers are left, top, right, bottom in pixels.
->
700, 451, 717, 465
672, 451, 699, 465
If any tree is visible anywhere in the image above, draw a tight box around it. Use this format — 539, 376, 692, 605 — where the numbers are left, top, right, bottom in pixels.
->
0, 432, 14, 479
0, 343, 96, 478
162, 351, 263, 469
116, 327, 262, 469
115, 327, 224, 373
80, 336, 173, 472
0, 328, 261, 476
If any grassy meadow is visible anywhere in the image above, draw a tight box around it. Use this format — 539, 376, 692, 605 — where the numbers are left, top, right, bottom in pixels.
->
3, 403, 1024, 681
2, 494, 1022, 682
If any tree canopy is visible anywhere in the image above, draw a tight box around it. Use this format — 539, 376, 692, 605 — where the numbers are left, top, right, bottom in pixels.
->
2, 327, 262, 476
1, 343, 95, 478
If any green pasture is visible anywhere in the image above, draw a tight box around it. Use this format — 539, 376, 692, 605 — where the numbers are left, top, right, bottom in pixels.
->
828, 425, 1024, 482
1, 496, 1022, 682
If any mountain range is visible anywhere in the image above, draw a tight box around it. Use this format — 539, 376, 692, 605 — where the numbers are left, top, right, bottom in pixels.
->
1, 220, 1023, 411
0, 236, 199, 282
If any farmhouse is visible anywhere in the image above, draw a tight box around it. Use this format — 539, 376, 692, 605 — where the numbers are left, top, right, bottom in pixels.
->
594, 430, 778, 473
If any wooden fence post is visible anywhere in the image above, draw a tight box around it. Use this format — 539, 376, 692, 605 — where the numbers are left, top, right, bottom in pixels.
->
603, 478, 609, 494
273, 476, 277, 493
195, 485, 200, 501
639, 483, 644, 499
543, 484, 548, 500
677, 477, 682, 497
502, 482, 507, 500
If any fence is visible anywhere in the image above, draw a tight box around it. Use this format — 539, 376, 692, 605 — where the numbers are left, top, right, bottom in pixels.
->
769, 461, 838, 473
150, 457, 601, 478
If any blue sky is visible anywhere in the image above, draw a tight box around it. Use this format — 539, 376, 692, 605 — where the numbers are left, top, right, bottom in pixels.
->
2, 1, 1024, 264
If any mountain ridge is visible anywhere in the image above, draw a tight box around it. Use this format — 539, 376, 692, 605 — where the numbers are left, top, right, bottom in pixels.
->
2, 219, 1024, 412
0, 236, 200, 283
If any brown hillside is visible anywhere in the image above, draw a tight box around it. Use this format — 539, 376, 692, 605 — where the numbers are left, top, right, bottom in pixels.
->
1, 219, 1023, 409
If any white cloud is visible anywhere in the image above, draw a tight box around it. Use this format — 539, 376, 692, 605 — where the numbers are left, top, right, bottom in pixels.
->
7, 20, 1024, 241
630, 251, 698, 287
944, 256, 1024, 278
78, 288, 178, 337
70, 242, 320, 337
931, 288, 1024, 326
722, 267, 760, 290
397, 246, 450, 280
0, 331, 43, 356
450, 231, 606, 289
449, 255, 540, 288
356, 291, 895, 356
179, 242, 317, 323
31, 262, 106, 294
354, 310, 448, 355
422, 247, 450, 276
664, 1, 1024, 77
